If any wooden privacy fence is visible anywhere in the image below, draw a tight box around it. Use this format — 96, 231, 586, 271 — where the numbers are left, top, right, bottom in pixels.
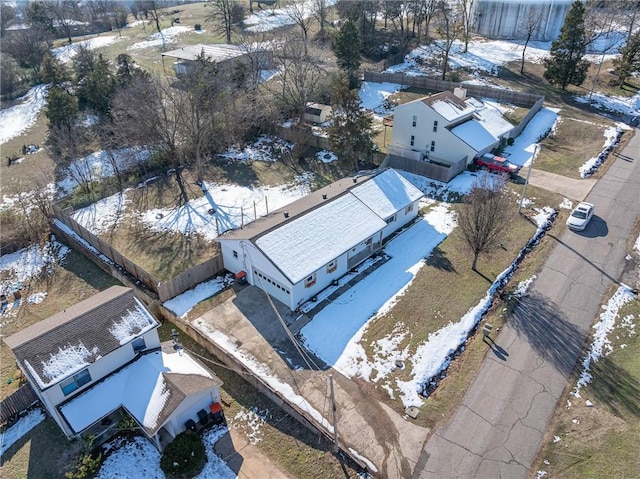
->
51, 204, 224, 302
0, 383, 38, 424
157, 254, 224, 301
364, 71, 544, 107
385, 154, 466, 183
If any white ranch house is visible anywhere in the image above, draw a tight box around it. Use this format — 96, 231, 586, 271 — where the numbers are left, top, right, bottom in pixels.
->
218, 168, 424, 310
388, 88, 514, 168
3, 286, 223, 450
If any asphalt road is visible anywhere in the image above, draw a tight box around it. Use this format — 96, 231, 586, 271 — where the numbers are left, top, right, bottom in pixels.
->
414, 128, 640, 479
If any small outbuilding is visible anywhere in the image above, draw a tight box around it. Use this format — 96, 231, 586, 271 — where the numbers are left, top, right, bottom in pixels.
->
161, 43, 271, 79
304, 103, 333, 124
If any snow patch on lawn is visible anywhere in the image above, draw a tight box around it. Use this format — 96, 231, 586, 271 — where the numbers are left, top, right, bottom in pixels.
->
0, 84, 49, 145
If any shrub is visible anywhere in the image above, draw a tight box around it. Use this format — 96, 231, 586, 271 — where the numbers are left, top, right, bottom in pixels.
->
65, 436, 102, 479
160, 431, 206, 478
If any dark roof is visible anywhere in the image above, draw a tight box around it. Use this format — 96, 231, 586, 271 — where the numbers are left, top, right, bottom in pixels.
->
146, 372, 222, 436
420, 90, 468, 109
4, 286, 159, 388
217, 171, 378, 242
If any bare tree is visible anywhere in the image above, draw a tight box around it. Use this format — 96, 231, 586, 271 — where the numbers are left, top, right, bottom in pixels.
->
456, 174, 514, 271
206, 0, 236, 44
518, 9, 544, 74
268, 35, 326, 123
285, 0, 315, 54
457, 0, 476, 53
44, 0, 81, 45
435, 1, 463, 80
313, 0, 329, 43
110, 75, 191, 205
2, 23, 53, 73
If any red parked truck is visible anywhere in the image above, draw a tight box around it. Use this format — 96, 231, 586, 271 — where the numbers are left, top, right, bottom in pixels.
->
475, 153, 521, 176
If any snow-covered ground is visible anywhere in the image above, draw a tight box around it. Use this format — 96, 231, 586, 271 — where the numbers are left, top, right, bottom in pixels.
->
0, 408, 45, 457
127, 25, 189, 50
93, 427, 235, 479
0, 240, 69, 325
244, 0, 336, 32
52, 35, 119, 63
0, 84, 49, 145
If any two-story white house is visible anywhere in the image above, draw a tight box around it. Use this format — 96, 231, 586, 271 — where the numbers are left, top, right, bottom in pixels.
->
388, 88, 514, 167
218, 168, 424, 310
3, 286, 223, 450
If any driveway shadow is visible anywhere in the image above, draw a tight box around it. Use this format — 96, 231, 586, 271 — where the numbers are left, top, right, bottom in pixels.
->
509, 292, 586, 376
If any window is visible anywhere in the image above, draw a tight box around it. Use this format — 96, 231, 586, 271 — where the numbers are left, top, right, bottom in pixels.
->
430, 141, 436, 152
326, 260, 337, 273
405, 204, 414, 214
132, 337, 146, 353
410, 135, 415, 146
233, 250, 238, 258
412, 115, 417, 127
60, 369, 92, 396
304, 274, 316, 288
433, 120, 438, 132
385, 215, 396, 225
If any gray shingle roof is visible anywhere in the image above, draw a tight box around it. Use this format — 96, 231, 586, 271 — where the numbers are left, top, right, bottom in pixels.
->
3, 286, 159, 389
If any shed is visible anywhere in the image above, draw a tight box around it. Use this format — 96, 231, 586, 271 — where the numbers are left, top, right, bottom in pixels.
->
304, 103, 332, 124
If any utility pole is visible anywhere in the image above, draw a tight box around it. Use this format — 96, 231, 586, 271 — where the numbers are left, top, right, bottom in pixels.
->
329, 374, 339, 453
518, 144, 538, 214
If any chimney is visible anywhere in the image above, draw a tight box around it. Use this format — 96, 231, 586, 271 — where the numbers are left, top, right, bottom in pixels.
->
453, 87, 467, 99
284, 212, 289, 218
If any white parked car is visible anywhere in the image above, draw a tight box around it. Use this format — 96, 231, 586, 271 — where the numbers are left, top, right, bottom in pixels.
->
566, 202, 595, 231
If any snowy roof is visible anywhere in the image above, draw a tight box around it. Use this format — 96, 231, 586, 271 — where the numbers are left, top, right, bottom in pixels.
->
218, 172, 378, 242
350, 169, 424, 220
60, 350, 222, 437
450, 119, 499, 151
469, 100, 514, 139
421, 91, 476, 122
162, 44, 258, 62
450, 101, 514, 152
4, 286, 159, 389
256, 194, 387, 284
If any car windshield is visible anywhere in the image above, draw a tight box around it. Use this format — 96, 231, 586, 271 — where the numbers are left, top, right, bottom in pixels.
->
572, 210, 587, 219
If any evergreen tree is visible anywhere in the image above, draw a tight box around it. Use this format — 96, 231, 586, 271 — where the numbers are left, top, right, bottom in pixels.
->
40, 52, 69, 86
543, 0, 589, 90
327, 75, 374, 173
612, 31, 640, 87
77, 53, 118, 116
45, 86, 78, 131
334, 19, 361, 88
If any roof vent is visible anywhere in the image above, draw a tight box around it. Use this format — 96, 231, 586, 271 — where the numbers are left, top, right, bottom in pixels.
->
322, 194, 327, 199
284, 211, 289, 218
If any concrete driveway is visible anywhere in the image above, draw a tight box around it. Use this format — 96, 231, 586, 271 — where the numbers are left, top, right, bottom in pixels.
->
415, 130, 640, 478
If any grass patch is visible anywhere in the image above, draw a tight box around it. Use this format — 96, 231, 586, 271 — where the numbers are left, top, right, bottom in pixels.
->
533, 292, 640, 478
0, 415, 85, 479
